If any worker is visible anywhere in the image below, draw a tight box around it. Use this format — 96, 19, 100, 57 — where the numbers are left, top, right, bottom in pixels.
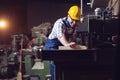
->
45, 5, 81, 50
45, 5, 81, 80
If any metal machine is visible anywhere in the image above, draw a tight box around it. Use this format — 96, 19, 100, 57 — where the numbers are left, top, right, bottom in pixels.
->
88, 15, 119, 48
88, 0, 110, 9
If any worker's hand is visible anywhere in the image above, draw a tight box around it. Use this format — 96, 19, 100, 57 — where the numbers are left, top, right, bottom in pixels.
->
69, 42, 77, 48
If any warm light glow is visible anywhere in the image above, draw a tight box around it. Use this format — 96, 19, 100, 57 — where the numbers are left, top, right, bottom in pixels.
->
0, 20, 7, 28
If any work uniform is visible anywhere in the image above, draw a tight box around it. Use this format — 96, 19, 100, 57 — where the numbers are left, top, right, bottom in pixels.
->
45, 17, 76, 50
45, 17, 76, 80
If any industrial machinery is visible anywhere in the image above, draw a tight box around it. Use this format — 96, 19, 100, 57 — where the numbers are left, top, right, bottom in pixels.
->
0, 33, 52, 80
89, 0, 110, 9
24, 53, 51, 80
0, 34, 28, 79
0, 22, 53, 80
0, 46, 19, 79
87, 15, 119, 48
0, 5, 119, 79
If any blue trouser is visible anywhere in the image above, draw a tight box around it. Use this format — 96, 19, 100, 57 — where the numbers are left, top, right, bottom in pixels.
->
45, 38, 62, 50
45, 38, 62, 80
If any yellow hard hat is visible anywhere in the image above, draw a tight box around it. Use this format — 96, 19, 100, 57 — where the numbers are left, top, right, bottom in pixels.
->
68, 5, 81, 20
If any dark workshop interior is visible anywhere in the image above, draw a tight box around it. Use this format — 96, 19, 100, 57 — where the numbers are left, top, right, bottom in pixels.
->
0, 0, 120, 80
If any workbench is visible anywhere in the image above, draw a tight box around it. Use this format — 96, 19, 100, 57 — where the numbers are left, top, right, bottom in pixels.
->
23, 47, 116, 80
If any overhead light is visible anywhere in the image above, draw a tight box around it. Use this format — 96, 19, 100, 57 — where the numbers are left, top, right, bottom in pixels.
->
0, 21, 6, 27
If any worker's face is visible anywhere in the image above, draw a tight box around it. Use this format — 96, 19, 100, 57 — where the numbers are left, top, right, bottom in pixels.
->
67, 15, 79, 27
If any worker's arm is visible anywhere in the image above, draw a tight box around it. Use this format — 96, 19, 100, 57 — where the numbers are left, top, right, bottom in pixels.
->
58, 36, 76, 48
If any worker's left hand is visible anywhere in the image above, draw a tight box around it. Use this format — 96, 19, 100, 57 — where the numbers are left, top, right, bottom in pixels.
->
69, 42, 77, 48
